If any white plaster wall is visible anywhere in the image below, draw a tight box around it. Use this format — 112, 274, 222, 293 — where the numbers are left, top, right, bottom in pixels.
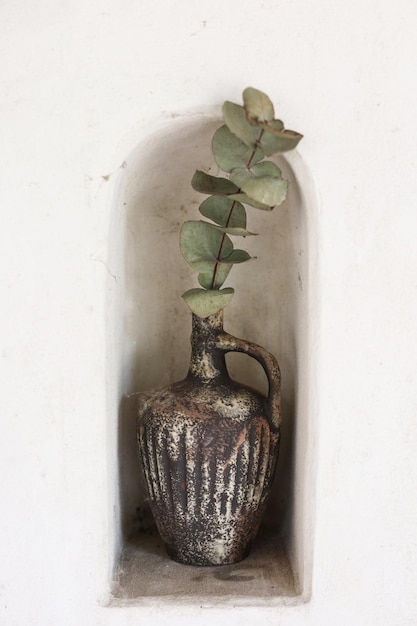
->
1, 1, 416, 625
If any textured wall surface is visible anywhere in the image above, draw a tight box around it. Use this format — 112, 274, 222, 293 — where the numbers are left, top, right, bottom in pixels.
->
1, 1, 417, 624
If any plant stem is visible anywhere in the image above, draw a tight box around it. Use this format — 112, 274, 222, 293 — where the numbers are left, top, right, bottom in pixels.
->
210, 128, 265, 290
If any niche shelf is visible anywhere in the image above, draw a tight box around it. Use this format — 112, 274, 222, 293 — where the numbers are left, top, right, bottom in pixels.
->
109, 113, 317, 606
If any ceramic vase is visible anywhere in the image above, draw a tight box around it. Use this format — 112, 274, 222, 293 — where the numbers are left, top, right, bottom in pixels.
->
137, 310, 281, 566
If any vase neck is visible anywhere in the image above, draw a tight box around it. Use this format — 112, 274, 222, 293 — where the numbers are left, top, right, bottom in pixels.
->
187, 311, 228, 382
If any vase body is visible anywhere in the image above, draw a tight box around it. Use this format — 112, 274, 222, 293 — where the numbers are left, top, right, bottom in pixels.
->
137, 311, 281, 566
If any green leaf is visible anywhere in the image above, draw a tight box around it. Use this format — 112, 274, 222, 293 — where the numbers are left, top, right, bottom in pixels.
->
230, 166, 288, 207
212, 125, 264, 172
243, 87, 275, 124
223, 249, 253, 263
251, 161, 282, 178
196, 248, 253, 290
261, 123, 303, 155
180, 220, 233, 271
199, 196, 247, 228
198, 265, 232, 289
191, 170, 239, 195
228, 193, 273, 211
211, 225, 257, 237
182, 288, 234, 318
222, 102, 262, 147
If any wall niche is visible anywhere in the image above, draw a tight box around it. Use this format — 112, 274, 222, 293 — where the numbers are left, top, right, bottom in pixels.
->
111, 113, 318, 606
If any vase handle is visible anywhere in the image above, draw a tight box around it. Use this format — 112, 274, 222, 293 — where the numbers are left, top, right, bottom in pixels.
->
216, 331, 281, 432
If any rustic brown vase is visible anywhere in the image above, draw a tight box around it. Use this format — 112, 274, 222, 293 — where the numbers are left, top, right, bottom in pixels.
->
137, 310, 281, 566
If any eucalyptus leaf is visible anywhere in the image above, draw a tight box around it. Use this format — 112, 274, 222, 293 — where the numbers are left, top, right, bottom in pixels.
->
198, 264, 232, 289
182, 288, 234, 318
197, 247, 253, 290
264, 119, 284, 132
228, 192, 273, 211
250, 161, 282, 178
211, 225, 257, 237
198, 272, 213, 289
191, 170, 239, 196
261, 124, 303, 155
188, 260, 218, 274
199, 196, 247, 228
196, 247, 252, 290
223, 249, 253, 263
222, 102, 262, 147
230, 167, 288, 207
243, 87, 275, 124
180, 220, 233, 271
212, 125, 264, 172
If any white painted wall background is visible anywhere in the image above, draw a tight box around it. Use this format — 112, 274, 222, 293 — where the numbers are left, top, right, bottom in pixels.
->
1, 1, 416, 624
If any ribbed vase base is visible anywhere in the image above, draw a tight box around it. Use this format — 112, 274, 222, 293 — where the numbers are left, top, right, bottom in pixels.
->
165, 542, 251, 567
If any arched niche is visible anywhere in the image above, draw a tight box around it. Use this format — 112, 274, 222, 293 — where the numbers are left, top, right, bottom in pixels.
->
112, 113, 318, 603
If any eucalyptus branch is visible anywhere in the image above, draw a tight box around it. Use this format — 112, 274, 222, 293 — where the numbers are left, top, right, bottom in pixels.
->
180, 88, 303, 318
210, 128, 265, 290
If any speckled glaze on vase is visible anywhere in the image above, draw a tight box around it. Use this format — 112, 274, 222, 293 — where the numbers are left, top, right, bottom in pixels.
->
137, 311, 281, 566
